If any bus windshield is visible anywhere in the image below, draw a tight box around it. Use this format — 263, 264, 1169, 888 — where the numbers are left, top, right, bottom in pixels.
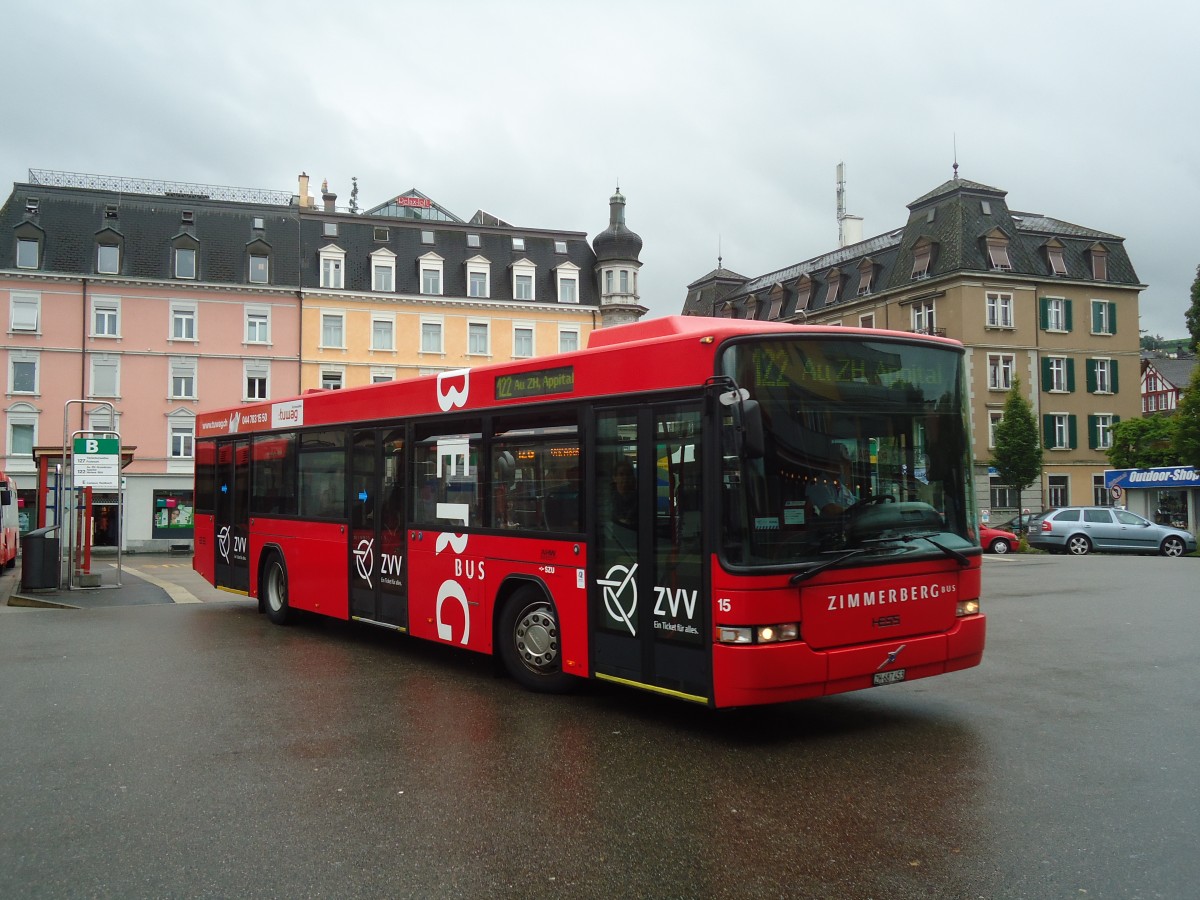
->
719, 335, 977, 569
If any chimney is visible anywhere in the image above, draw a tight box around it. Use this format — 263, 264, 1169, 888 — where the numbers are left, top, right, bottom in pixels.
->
322, 179, 337, 213
298, 172, 312, 208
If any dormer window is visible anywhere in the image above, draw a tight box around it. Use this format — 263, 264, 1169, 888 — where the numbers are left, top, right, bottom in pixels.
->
319, 244, 345, 289
16, 238, 39, 269
792, 275, 813, 314
97, 243, 120, 275
466, 256, 491, 298
512, 259, 536, 301
512, 237, 525, 252
985, 231, 1012, 270
856, 258, 876, 296
1046, 240, 1068, 276
554, 260, 580, 304
824, 268, 842, 304
419, 251, 444, 295
175, 248, 197, 279
466, 233, 481, 248
25, 198, 39, 214
371, 247, 396, 292
181, 210, 194, 225
911, 238, 936, 279
1089, 244, 1108, 281
554, 241, 568, 254
104, 204, 118, 220
253, 217, 265, 230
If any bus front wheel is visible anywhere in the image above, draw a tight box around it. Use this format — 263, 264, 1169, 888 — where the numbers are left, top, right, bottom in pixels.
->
263, 553, 291, 625
499, 587, 575, 694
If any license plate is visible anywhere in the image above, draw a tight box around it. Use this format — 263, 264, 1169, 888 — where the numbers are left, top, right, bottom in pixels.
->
873, 669, 906, 686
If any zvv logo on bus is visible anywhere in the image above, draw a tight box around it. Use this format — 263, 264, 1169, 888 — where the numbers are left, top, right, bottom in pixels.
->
217, 525, 246, 564
599, 562, 638, 636
354, 538, 374, 588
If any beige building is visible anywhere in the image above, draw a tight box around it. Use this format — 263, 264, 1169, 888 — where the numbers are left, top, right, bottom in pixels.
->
682, 174, 1143, 517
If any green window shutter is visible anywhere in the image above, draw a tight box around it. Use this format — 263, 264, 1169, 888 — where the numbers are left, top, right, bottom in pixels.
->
1088, 415, 1098, 450
1039, 298, 1049, 331
1068, 415, 1078, 449
1066, 358, 1076, 392
1091, 302, 1102, 333
1111, 360, 1119, 393
1113, 415, 1121, 426
1041, 356, 1052, 389
1086, 359, 1097, 393
1064, 299, 1073, 332
1108, 302, 1117, 334
1043, 415, 1054, 447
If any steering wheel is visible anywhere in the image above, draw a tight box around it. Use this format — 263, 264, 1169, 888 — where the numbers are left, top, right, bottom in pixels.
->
846, 495, 895, 514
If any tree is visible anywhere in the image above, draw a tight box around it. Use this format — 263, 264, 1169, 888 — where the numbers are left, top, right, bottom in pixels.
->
1186, 264, 1200, 354
992, 375, 1042, 512
1174, 363, 1200, 467
1107, 416, 1177, 469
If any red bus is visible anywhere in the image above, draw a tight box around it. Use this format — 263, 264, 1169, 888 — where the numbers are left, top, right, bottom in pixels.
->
0, 471, 18, 569
193, 317, 984, 707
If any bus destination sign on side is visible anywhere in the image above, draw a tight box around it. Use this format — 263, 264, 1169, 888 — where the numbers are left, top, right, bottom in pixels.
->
73, 437, 120, 490
495, 366, 575, 401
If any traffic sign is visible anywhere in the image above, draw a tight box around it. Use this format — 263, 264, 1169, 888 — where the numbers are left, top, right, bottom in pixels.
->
73, 437, 120, 490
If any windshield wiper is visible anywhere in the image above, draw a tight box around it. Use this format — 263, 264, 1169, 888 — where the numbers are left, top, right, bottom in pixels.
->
790, 548, 871, 584
896, 533, 972, 567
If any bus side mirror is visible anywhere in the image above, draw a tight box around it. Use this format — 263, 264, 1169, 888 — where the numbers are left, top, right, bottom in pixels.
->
740, 399, 764, 460
0, 489, 10, 506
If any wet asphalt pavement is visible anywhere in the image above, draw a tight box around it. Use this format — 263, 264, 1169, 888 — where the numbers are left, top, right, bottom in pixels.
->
1, 554, 1198, 899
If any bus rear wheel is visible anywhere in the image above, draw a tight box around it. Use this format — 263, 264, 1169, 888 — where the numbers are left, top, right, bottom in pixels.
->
499, 587, 575, 694
263, 553, 291, 625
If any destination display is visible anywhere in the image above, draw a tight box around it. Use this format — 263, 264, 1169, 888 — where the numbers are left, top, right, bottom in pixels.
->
494, 366, 575, 401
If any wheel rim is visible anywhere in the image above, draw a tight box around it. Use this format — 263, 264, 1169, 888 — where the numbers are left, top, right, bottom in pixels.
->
513, 602, 559, 675
267, 561, 286, 612
1163, 538, 1184, 557
1068, 536, 1089, 555
992, 540, 1009, 554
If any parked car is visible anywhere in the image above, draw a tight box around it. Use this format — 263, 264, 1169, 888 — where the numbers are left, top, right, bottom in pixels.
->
979, 523, 1018, 554
1027, 506, 1197, 557
998, 512, 1044, 535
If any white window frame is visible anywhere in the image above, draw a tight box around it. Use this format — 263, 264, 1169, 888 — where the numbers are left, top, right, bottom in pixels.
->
244, 360, 270, 401
90, 354, 120, 399
8, 351, 40, 396
512, 259, 536, 301
986, 291, 1014, 328
245, 306, 271, 345
558, 327, 580, 353
1051, 414, 1070, 450
512, 237, 526, 252
97, 243, 120, 275
9, 292, 41, 333
91, 295, 121, 338
466, 233, 481, 249
319, 244, 345, 289
912, 300, 935, 334
174, 247, 197, 280
170, 356, 197, 400
1095, 414, 1114, 450
555, 261, 580, 304
513, 322, 535, 358
320, 311, 345, 349
6, 403, 38, 472
420, 317, 444, 355
371, 247, 396, 293
1048, 357, 1068, 392
859, 313, 875, 329
170, 301, 197, 342
167, 411, 196, 467
1091, 299, 1114, 335
987, 353, 1014, 391
466, 256, 490, 299
371, 315, 396, 352
467, 320, 491, 357
1045, 297, 1067, 332
419, 252, 444, 296
421, 230, 435, 245
1094, 358, 1112, 394
320, 368, 345, 390
988, 410, 1004, 449
16, 238, 39, 269
370, 367, 395, 384
323, 222, 338, 238
248, 254, 269, 284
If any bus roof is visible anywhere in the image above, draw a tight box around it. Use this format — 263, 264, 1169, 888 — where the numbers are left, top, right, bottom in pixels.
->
195, 316, 962, 439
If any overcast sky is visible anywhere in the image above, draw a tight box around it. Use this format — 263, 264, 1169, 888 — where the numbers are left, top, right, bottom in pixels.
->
5, 1, 1196, 338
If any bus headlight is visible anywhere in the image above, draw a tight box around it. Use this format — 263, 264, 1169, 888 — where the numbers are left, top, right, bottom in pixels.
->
715, 624, 800, 644
757, 623, 799, 643
956, 599, 981, 617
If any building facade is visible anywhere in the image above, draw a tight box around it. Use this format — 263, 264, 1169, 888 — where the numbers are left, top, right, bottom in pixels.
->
682, 175, 1143, 519
1, 169, 643, 550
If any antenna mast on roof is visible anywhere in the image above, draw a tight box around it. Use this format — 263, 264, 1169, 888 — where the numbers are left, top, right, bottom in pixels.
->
718, 234, 722, 269
953, 134, 959, 180
836, 162, 846, 247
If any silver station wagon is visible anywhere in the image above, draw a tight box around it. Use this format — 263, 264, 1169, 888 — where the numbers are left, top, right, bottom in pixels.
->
1027, 506, 1197, 557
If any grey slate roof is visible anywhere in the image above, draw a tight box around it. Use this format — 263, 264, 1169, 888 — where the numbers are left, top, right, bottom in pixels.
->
693, 176, 1143, 320
2, 181, 600, 306
1145, 357, 1198, 390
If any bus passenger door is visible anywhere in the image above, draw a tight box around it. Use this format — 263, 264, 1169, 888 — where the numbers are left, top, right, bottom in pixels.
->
349, 427, 408, 629
214, 439, 250, 593
591, 403, 709, 702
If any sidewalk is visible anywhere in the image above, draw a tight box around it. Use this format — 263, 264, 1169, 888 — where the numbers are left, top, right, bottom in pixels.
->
3, 557, 185, 609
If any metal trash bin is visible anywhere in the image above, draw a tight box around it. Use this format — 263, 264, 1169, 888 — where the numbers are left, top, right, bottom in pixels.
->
21, 526, 60, 591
